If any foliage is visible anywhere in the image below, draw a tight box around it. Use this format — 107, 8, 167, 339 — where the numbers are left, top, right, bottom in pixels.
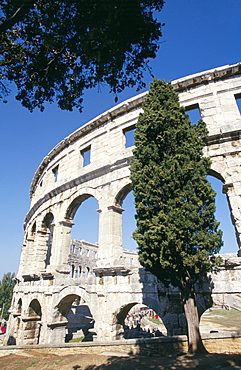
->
130, 79, 223, 353
0, 272, 15, 320
0, 0, 164, 112
130, 79, 223, 293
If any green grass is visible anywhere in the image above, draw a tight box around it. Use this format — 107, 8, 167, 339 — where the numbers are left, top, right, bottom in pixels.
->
148, 318, 162, 325
52, 359, 64, 365
24, 360, 40, 368
201, 309, 241, 330
68, 336, 84, 342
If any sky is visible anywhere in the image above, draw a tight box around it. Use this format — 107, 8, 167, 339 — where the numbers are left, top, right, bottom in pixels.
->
1, 0, 241, 279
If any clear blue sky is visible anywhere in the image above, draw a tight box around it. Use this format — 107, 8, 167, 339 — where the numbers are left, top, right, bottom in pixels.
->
1, 0, 241, 279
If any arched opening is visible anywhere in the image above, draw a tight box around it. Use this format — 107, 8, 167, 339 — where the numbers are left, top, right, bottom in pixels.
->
16, 298, 22, 315
57, 294, 95, 343
115, 184, 137, 253
207, 175, 238, 254
122, 191, 137, 252
28, 299, 41, 317
200, 306, 241, 334
31, 222, 36, 238
23, 299, 42, 345
114, 303, 166, 340
15, 298, 22, 334
66, 195, 99, 277
42, 212, 54, 268
67, 195, 99, 244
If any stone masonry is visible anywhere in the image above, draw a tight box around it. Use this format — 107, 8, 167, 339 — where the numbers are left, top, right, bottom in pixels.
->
6, 63, 241, 346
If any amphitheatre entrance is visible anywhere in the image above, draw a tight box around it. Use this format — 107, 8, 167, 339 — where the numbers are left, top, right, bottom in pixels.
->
6, 63, 241, 345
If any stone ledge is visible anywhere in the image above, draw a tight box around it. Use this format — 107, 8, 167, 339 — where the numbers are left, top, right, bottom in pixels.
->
1, 331, 241, 351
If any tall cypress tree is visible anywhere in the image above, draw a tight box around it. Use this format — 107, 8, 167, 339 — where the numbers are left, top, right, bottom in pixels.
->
130, 79, 223, 354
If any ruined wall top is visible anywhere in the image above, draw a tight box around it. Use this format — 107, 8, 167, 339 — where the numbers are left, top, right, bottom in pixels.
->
29, 62, 241, 201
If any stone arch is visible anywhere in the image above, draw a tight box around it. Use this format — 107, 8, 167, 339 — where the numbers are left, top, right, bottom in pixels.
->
66, 194, 93, 220
53, 292, 95, 343
42, 212, 54, 228
208, 168, 225, 183
25, 221, 36, 242
62, 192, 100, 269
31, 221, 36, 234
112, 302, 139, 340
55, 285, 91, 305
115, 302, 138, 327
28, 299, 42, 317
65, 188, 99, 221
22, 299, 42, 345
16, 298, 22, 314
57, 294, 80, 317
114, 182, 132, 207
112, 300, 169, 340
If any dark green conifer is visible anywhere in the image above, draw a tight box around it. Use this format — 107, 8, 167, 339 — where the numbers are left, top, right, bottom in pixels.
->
130, 79, 223, 353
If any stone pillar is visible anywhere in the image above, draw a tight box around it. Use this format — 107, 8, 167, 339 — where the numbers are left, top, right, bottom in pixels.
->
53, 220, 74, 273
46, 323, 67, 345
98, 205, 124, 263
18, 228, 37, 276
93, 296, 118, 341
34, 227, 51, 271
17, 242, 28, 276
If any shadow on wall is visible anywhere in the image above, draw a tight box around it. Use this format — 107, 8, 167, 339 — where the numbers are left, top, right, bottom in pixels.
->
65, 303, 95, 342
139, 268, 214, 337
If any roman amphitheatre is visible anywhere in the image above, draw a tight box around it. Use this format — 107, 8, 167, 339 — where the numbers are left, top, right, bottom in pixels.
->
4, 63, 241, 354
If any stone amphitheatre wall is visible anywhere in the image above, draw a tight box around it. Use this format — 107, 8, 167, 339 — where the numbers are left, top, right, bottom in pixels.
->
6, 63, 241, 346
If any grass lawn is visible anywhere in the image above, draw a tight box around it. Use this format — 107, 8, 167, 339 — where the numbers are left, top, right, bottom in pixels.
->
148, 318, 162, 325
68, 336, 84, 343
147, 308, 241, 332
200, 308, 241, 331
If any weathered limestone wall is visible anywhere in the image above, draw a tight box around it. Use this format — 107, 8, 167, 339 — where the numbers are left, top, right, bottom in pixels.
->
7, 63, 241, 346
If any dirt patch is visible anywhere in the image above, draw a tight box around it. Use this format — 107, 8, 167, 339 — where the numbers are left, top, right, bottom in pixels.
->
0, 351, 241, 370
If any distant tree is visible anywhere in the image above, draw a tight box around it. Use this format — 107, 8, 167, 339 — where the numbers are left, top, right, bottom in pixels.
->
130, 80, 223, 354
0, 272, 15, 320
0, 0, 164, 112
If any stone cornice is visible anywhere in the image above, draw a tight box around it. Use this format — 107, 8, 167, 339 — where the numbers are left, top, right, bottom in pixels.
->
172, 63, 241, 92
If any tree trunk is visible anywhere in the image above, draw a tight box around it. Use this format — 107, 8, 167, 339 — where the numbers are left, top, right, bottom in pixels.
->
183, 292, 208, 354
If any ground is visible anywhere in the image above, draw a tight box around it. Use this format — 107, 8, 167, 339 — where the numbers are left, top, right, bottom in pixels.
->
0, 351, 241, 369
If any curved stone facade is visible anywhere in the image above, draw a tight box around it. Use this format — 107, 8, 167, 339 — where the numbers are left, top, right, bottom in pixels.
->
7, 63, 241, 345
